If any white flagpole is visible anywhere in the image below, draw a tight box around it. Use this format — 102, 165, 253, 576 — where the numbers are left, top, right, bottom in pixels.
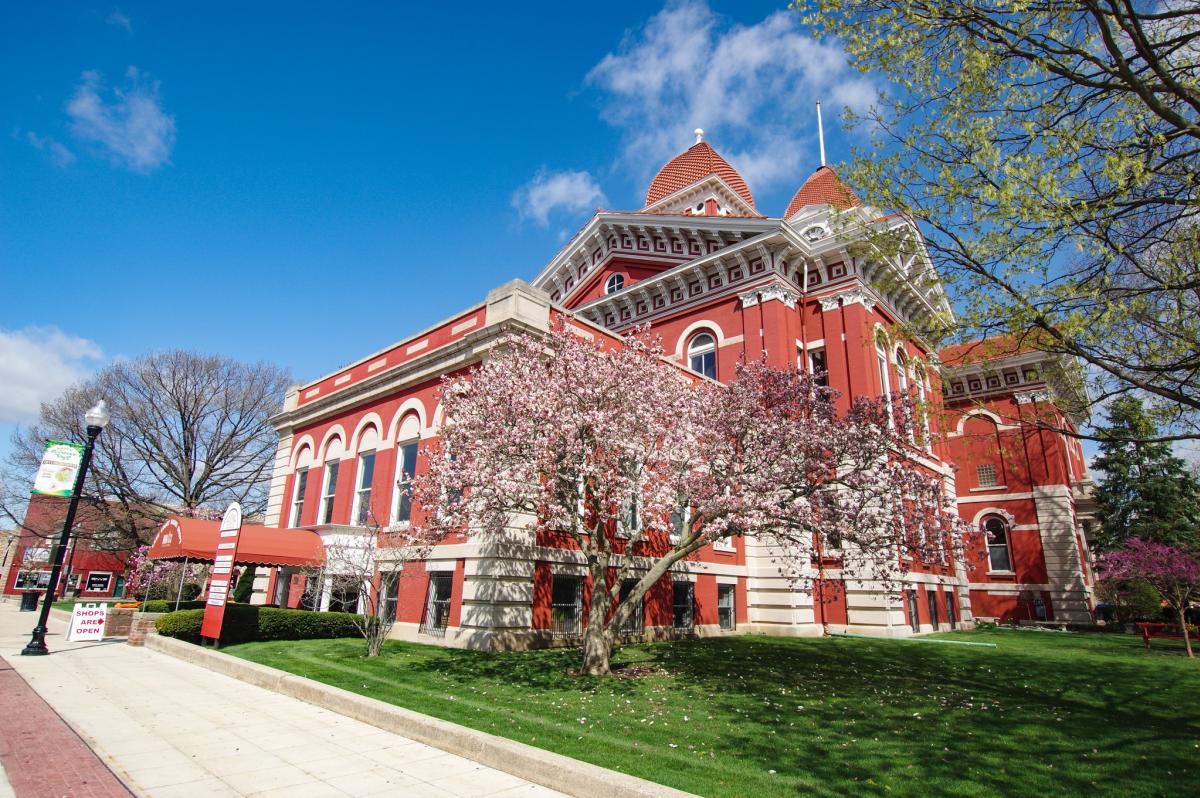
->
816, 100, 827, 167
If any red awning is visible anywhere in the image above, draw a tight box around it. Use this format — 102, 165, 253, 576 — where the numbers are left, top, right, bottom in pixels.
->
148, 516, 325, 567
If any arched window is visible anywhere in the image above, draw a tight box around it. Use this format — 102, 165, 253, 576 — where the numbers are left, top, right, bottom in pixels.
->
914, 363, 932, 452
894, 348, 909, 395
875, 337, 893, 427
983, 516, 1013, 572
894, 349, 912, 442
688, 333, 717, 379
606, 274, 625, 294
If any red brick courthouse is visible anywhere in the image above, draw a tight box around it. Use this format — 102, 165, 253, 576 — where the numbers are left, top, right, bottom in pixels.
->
252, 137, 1095, 647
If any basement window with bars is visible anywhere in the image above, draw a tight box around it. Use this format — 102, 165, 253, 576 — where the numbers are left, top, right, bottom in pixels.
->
550, 575, 582, 635
976, 464, 998, 488
618, 579, 645, 635
420, 573, 453, 637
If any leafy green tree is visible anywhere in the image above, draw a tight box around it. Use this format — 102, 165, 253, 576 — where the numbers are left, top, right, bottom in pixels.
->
801, 0, 1200, 439
1092, 397, 1200, 550
1095, 577, 1164, 623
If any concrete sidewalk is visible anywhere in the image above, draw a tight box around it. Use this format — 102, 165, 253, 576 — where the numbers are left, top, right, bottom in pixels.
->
0, 604, 566, 798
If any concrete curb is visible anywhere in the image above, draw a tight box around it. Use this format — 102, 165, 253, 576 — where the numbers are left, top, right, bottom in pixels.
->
145, 634, 697, 798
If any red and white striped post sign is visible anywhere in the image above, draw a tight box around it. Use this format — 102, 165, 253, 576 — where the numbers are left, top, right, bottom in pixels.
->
200, 502, 243, 642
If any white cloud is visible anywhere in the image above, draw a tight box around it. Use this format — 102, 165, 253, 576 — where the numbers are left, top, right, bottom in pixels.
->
23, 130, 76, 167
0, 327, 104, 424
106, 9, 133, 34
67, 67, 175, 174
513, 169, 607, 227
587, 0, 876, 197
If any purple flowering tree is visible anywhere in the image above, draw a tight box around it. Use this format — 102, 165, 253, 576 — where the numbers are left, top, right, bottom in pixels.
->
414, 323, 967, 675
1099, 538, 1200, 657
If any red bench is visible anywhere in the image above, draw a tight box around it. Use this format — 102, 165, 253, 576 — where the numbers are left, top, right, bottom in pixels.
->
1136, 622, 1196, 650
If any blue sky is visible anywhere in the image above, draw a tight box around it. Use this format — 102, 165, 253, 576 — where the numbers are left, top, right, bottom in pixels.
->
1, 1, 870, 461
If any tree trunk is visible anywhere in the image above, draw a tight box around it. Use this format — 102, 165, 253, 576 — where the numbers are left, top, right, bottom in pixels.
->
581, 624, 612, 676
581, 559, 613, 676
1179, 606, 1194, 658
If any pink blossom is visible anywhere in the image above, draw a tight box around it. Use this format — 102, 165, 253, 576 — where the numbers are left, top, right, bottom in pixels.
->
412, 321, 969, 673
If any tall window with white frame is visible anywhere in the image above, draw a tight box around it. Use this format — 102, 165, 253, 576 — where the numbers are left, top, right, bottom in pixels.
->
672, 580, 694, 630
717, 583, 736, 630
605, 274, 624, 294
618, 460, 642, 538
875, 338, 893, 426
688, 332, 717, 379
808, 347, 828, 387
669, 495, 689, 545
379, 571, 400, 623
984, 516, 1013, 571
392, 440, 418, 525
289, 468, 308, 528
915, 365, 932, 452
352, 450, 376, 526
319, 460, 339, 524
894, 348, 913, 442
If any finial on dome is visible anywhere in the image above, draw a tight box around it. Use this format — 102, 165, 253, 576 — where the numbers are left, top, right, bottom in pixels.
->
694, 128, 704, 145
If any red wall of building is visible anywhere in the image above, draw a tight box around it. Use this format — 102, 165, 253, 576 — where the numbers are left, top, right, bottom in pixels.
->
3, 497, 131, 598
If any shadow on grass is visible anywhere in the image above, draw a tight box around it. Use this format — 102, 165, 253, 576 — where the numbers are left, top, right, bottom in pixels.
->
634, 632, 1198, 795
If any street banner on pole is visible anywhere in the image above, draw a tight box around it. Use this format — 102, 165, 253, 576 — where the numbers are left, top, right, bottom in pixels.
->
200, 502, 243, 642
32, 440, 86, 497
67, 601, 107, 642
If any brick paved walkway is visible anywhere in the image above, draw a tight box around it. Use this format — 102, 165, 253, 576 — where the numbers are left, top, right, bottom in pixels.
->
0, 658, 132, 798
0, 604, 566, 797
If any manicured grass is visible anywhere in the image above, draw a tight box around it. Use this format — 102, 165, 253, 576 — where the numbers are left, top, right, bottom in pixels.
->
51, 599, 123, 611
224, 628, 1199, 797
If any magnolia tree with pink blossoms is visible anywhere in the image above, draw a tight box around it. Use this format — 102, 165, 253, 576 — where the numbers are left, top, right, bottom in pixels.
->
1099, 538, 1200, 657
413, 322, 969, 675
125, 545, 183, 598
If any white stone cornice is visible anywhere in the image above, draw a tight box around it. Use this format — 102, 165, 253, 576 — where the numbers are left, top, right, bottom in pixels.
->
818, 287, 878, 312
1015, 390, 1051, 405
740, 282, 801, 310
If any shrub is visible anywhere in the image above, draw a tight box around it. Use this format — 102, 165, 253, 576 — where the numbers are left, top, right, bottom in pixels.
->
140, 599, 209, 613
154, 606, 364, 645
154, 608, 206, 642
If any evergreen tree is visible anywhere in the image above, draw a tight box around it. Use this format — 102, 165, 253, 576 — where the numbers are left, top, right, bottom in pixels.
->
231, 565, 256, 604
1092, 398, 1200, 551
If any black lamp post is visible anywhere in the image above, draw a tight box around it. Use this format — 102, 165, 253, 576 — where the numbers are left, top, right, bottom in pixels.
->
21, 400, 111, 656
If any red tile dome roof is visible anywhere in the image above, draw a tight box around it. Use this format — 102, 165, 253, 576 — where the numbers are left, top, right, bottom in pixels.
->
645, 142, 755, 208
785, 166, 863, 217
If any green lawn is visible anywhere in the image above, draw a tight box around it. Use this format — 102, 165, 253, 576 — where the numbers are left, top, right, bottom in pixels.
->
51, 599, 124, 611
224, 628, 1199, 797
